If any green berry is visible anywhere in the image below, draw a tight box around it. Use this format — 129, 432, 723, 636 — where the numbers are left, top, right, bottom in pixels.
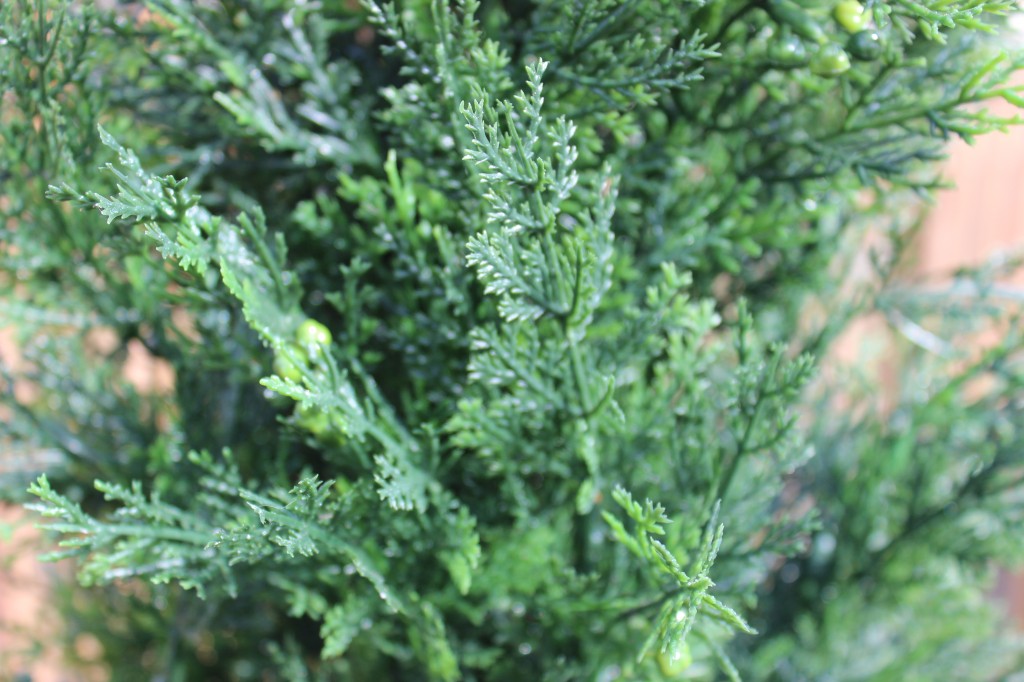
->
657, 641, 693, 677
810, 44, 851, 77
296, 403, 330, 435
847, 29, 882, 61
834, 0, 869, 33
296, 319, 332, 355
767, 34, 809, 68
273, 343, 305, 382
296, 404, 347, 445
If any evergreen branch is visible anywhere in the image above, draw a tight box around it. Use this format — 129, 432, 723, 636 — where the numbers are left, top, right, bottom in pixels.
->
604, 487, 755, 673
27, 473, 235, 599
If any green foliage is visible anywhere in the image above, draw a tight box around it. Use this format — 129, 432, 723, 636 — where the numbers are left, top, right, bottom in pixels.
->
3, 0, 1024, 679
603, 491, 754, 677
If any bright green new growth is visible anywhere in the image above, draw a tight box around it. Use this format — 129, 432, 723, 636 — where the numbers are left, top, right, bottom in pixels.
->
3, 0, 1024, 679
